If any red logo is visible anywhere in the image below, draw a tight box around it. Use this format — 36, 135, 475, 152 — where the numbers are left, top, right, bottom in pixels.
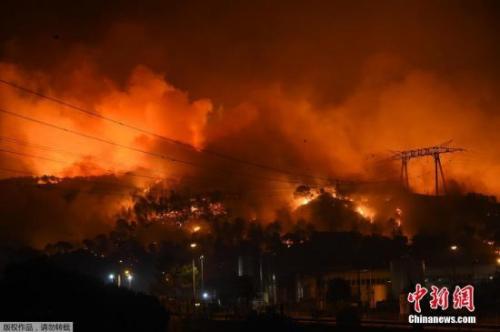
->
407, 283, 428, 313
408, 284, 475, 313
452, 285, 475, 312
430, 286, 450, 310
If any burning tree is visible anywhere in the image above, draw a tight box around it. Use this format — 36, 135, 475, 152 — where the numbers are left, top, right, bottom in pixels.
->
130, 184, 227, 227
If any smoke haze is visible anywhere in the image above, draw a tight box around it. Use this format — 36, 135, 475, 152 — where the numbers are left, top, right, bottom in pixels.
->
1, 0, 500, 246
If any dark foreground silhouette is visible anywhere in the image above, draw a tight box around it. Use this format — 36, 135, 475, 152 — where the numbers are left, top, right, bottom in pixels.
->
0, 258, 169, 332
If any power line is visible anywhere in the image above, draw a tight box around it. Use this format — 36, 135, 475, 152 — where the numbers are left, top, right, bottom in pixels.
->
0, 167, 139, 191
0, 166, 35, 176
0, 78, 336, 182
0, 164, 298, 200
0, 135, 170, 181
0, 152, 386, 202
0, 79, 396, 187
0, 154, 139, 191
0, 148, 205, 192
0, 141, 301, 194
0, 147, 65, 165
0, 107, 199, 166
0, 134, 302, 189
0, 166, 137, 196
0, 107, 328, 187
0, 146, 167, 185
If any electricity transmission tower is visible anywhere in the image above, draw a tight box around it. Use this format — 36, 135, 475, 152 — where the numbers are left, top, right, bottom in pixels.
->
389, 141, 464, 195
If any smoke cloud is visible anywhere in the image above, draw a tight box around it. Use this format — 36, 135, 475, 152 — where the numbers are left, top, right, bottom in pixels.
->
1, 0, 500, 246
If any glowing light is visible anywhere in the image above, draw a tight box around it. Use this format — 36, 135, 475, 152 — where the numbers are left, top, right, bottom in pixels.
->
202, 292, 209, 299
127, 274, 133, 281
209, 202, 227, 216
36, 177, 62, 185
298, 197, 311, 206
292, 195, 316, 209
192, 225, 201, 233
190, 242, 197, 248
356, 205, 375, 223
496, 257, 500, 265
450, 245, 458, 251
395, 208, 403, 227
108, 273, 115, 280
323, 187, 338, 198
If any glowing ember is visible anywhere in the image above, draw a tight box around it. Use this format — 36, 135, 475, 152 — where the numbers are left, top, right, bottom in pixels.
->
395, 207, 403, 227
208, 202, 226, 216
296, 197, 312, 207
292, 186, 321, 209
282, 238, 294, 248
36, 176, 61, 185
356, 205, 375, 223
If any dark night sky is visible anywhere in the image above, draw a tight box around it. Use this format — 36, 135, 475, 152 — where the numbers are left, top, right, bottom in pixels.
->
1, 0, 500, 105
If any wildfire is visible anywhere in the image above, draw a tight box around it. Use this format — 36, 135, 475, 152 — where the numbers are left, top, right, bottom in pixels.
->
208, 202, 226, 216
356, 204, 375, 223
36, 176, 62, 185
291, 186, 380, 225
292, 186, 322, 209
295, 196, 312, 208
395, 207, 403, 227
283, 238, 294, 248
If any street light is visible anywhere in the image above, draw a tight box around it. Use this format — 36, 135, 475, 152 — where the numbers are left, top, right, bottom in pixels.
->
123, 269, 133, 288
108, 273, 115, 281
496, 257, 500, 266
450, 245, 458, 282
189, 243, 198, 300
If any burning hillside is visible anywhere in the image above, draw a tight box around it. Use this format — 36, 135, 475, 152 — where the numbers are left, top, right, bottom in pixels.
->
1, 169, 498, 250
0, 1, 500, 249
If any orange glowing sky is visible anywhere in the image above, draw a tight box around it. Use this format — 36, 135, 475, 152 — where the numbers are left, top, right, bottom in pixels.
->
0, 0, 500, 247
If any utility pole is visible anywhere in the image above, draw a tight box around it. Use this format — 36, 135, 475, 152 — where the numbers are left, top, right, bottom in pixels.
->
389, 141, 464, 195
400, 156, 409, 190
259, 255, 264, 293
200, 255, 204, 292
192, 258, 196, 300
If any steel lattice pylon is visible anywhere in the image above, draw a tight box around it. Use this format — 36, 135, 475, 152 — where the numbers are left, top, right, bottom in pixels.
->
389, 141, 464, 195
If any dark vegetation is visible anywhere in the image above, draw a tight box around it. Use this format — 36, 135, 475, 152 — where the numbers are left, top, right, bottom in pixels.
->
0, 257, 169, 332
